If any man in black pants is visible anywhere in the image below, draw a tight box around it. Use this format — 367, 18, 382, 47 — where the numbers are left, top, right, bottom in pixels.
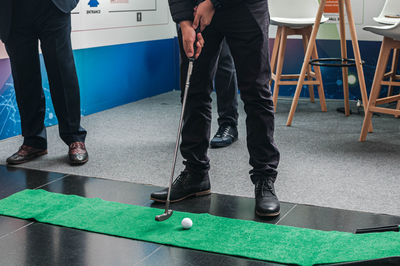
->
0, 0, 88, 165
176, 23, 239, 148
210, 39, 239, 148
151, 0, 280, 216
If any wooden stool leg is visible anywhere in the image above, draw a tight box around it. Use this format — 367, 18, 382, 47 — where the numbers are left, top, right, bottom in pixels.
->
270, 27, 282, 87
287, 0, 326, 126
273, 27, 287, 111
395, 100, 400, 118
360, 38, 392, 141
308, 29, 327, 112
392, 49, 400, 118
387, 48, 398, 97
302, 32, 315, 103
339, 0, 350, 116
344, 0, 372, 132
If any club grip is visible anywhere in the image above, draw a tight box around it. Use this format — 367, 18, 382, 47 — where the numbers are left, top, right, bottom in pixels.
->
190, 28, 201, 61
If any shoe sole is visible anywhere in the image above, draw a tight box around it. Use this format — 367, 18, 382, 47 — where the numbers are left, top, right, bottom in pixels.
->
6, 150, 48, 165
210, 137, 238, 149
150, 189, 211, 203
255, 210, 281, 217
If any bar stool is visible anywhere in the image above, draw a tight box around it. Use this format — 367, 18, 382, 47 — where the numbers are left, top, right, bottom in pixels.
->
360, 23, 400, 141
286, 0, 370, 127
269, 0, 328, 112
373, 0, 400, 100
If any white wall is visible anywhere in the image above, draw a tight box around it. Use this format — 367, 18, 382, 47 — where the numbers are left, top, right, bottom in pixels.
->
0, 0, 177, 59
70, 0, 177, 50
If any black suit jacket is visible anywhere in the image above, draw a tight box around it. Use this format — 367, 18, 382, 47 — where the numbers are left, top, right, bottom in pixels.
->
168, 0, 252, 23
0, 0, 79, 43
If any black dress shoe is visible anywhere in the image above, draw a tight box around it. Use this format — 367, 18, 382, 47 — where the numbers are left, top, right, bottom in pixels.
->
151, 171, 211, 203
6, 145, 48, 165
69, 142, 88, 165
210, 124, 238, 148
255, 177, 280, 217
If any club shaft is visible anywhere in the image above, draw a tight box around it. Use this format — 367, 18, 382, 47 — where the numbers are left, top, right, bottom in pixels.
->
164, 59, 194, 213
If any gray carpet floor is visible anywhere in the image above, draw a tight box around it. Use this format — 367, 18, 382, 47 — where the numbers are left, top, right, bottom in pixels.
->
1, 91, 399, 216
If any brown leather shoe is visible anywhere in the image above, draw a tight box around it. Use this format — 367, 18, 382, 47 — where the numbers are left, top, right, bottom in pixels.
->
69, 142, 88, 165
6, 145, 48, 165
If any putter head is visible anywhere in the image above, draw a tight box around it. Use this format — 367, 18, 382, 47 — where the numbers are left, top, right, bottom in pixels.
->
155, 210, 173, 222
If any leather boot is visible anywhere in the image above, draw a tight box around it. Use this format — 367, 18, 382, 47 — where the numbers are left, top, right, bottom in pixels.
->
254, 177, 280, 217
151, 171, 211, 203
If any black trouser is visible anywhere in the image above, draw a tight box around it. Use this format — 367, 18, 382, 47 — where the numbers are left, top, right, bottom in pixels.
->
179, 1, 280, 182
5, 0, 86, 149
214, 39, 238, 127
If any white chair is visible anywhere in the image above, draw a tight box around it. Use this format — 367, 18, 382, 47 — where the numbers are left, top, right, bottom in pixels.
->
360, 22, 400, 141
374, 0, 400, 25
269, 0, 329, 112
365, 23, 400, 40
270, 0, 329, 28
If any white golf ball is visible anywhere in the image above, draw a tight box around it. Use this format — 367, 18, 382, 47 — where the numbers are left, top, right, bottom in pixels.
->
181, 218, 193, 229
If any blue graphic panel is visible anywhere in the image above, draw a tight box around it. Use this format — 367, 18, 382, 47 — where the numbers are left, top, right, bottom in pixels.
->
0, 76, 20, 139
0, 75, 58, 140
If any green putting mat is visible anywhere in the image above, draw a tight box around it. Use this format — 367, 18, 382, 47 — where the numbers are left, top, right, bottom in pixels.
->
0, 190, 399, 266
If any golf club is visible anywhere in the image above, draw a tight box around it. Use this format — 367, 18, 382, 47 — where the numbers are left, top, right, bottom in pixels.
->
155, 29, 199, 222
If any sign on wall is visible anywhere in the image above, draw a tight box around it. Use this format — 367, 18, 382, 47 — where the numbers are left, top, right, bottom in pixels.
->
70, 0, 175, 50
72, 0, 168, 31
325, 0, 339, 13
323, 0, 363, 25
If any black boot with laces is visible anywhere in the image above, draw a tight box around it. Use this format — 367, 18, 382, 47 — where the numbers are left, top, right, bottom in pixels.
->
254, 177, 280, 217
210, 124, 238, 148
150, 171, 211, 203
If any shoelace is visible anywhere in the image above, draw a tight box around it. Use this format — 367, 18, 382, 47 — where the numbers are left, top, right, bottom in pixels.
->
172, 171, 189, 186
216, 126, 231, 138
255, 180, 275, 197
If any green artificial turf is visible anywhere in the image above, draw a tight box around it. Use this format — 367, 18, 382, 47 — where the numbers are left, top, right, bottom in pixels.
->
0, 189, 399, 266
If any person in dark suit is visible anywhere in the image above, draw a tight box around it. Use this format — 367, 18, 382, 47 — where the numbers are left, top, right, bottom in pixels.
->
151, 0, 280, 217
210, 39, 239, 149
0, 0, 88, 165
